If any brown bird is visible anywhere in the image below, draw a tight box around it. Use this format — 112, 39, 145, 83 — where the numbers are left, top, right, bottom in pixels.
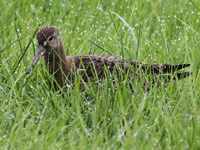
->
26, 26, 191, 89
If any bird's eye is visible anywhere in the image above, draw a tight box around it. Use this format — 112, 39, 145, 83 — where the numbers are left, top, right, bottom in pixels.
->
48, 36, 55, 41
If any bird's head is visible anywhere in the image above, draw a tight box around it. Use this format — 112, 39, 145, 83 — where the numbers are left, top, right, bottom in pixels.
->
37, 26, 61, 52
26, 26, 63, 74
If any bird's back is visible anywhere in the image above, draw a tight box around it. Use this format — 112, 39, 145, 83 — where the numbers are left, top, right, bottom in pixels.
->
66, 55, 190, 83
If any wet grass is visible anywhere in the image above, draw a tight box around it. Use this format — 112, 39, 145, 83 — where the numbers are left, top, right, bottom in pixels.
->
0, 0, 200, 149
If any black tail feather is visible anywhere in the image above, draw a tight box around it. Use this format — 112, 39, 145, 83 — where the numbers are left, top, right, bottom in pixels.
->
176, 71, 192, 80
152, 64, 191, 74
170, 64, 191, 71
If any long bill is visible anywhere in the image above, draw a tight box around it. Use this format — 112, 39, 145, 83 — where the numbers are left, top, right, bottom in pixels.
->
26, 45, 46, 75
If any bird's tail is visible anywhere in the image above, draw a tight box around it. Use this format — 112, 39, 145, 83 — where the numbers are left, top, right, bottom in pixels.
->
176, 71, 192, 80
160, 64, 191, 73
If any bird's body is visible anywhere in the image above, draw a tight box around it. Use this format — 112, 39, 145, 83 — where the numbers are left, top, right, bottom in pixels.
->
26, 26, 191, 89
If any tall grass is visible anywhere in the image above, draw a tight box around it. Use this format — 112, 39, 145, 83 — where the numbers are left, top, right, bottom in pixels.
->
0, 0, 200, 149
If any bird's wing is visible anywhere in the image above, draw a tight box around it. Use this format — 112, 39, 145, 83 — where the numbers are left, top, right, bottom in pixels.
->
70, 55, 191, 81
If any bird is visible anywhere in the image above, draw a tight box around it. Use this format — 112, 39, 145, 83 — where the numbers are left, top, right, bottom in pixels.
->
26, 26, 191, 89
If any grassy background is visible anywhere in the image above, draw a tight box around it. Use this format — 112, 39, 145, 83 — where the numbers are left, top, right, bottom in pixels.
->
0, 0, 200, 149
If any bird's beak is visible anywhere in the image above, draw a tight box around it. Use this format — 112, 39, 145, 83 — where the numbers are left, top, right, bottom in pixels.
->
26, 45, 46, 75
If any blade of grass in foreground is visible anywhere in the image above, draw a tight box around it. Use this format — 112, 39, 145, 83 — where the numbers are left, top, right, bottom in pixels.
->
111, 11, 138, 50
88, 40, 113, 55
14, 23, 25, 67
12, 25, 39, 74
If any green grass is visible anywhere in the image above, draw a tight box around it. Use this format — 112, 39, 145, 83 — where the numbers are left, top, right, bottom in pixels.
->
0, 0, 200, 149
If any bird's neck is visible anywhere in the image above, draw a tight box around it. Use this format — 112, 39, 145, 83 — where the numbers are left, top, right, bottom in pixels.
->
44, 42, 71, 88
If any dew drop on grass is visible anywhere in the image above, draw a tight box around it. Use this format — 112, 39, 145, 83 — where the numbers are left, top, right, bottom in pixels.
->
34, 137, 38, 143
78, 6, 82, 10
61, 4, 65, 7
